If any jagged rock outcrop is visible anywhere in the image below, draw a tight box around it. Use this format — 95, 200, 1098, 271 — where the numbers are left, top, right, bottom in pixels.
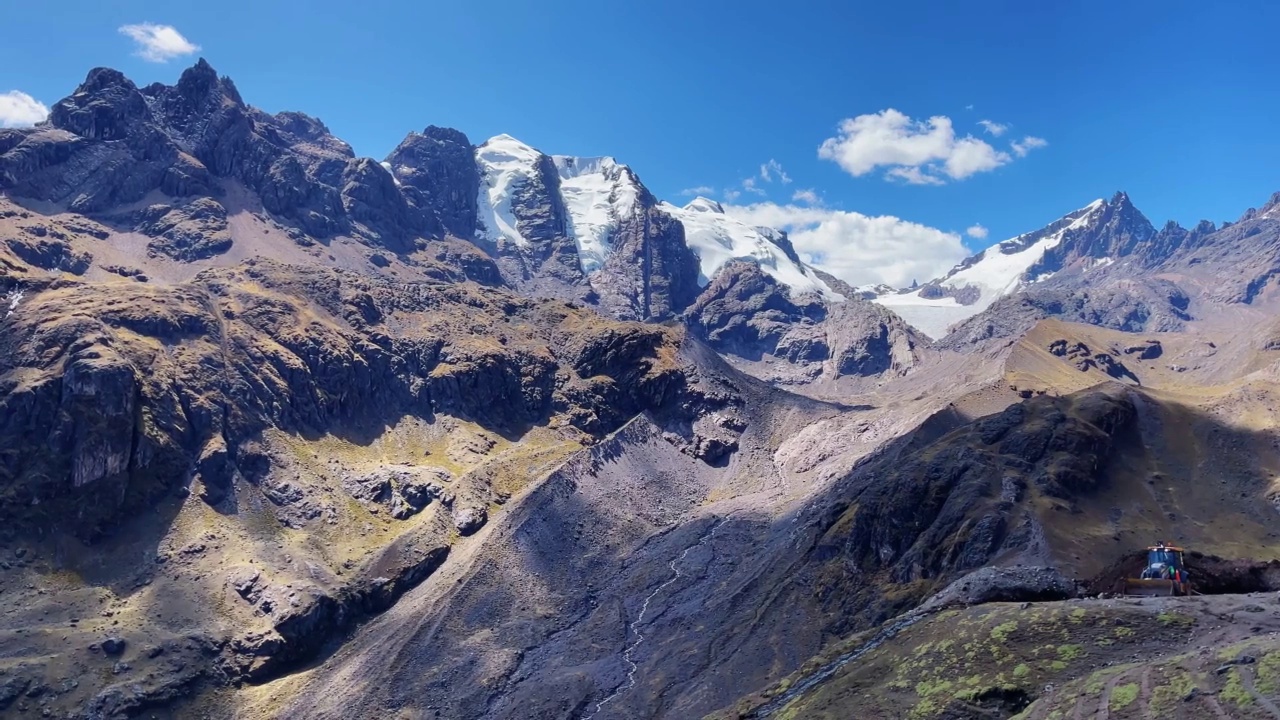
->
686, 261, 826, 360
1171, 191, 1280, 303
1025, 191, 1157, 276
0, 59, 446, 254
386, 126, 479, 239
686, 261, 927, 380
592, 200, 702, 321
940, 278, 1191, 349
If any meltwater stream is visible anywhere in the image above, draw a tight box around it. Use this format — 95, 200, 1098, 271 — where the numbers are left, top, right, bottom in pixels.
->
584, 515, 728, 719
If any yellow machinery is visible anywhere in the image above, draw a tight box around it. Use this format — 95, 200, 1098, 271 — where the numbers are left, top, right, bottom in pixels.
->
1122, 543, 1192, 597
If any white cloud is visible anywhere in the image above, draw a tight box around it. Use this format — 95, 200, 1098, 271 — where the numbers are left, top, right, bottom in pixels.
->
791, 188, 821, 205
886, 166, 945, 186
1011, 136, 1048, 157
741, 177, 767, 196
818, 108, 1040, 184
119, 23, 200, 63
680, 186, 715, 197
760, 159, 791, 184
722, 188, 742, 203
944, 136, 1010, 179
965, 104, 974, 111
965, 224, 989, 240
977, 119, 1008, 137
725, 201, 968, 288
0, 91, 48, 128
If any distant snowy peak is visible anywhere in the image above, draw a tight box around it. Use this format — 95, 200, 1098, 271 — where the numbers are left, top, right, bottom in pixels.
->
551, 154, 644, 273
660, 197, 843, 301
874, 198, 1110, 339
473, 136, 839, 300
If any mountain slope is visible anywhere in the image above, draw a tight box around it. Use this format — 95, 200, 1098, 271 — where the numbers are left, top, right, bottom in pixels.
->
709, 317, 1280, 719
874, 198, 1115, 339
940, 192, 1280, 350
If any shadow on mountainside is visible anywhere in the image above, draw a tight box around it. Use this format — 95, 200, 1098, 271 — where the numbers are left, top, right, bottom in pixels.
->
273, 379, 1280, 720
694, 381, 1280, 719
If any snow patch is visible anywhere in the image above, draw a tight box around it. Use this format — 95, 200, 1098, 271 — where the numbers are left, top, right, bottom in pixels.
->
552, 155, 641, 273
5, 289, 23, 319
475, 134, 544, 248
660, 198, 843, 301
379, 161, 401, 187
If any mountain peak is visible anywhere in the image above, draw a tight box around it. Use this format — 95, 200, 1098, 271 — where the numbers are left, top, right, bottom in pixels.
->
74, 67, 137, 95
1261, 191, 1280, 219
684, 197, 725, 214
1108, 190, 1132, 207
482, 133, 535, 150
421, 125, 472, 147
175, 57, 243, 106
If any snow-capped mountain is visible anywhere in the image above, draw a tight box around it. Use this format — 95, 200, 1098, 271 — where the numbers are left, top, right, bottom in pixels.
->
874, 193, 1161, 339
659, 197, 843, 301
465, 134, 840, 317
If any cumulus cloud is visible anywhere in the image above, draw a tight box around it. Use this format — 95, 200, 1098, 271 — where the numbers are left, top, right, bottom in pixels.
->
0, 91, 48, 128
965, 224, 989, 240
791, 188, 821, 205
1011, 136, 1048, 157
680, 186, 715, 197
119, 23, 200, 63
977, 119, 1008, 136
725, 201, 968, 288
760, 159, 791, 184
818, 109, 1042, 185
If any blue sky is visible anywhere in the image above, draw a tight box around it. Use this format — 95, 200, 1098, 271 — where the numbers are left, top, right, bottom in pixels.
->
1, 1, 1278, 285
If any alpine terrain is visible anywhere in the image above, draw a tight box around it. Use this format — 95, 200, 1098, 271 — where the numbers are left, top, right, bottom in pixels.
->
4, 59, 1280, 720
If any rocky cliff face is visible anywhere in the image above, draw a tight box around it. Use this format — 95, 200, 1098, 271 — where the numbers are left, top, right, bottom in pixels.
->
385, 126, 479, 239
592, 195, 702, 321
686, 261, 927, 382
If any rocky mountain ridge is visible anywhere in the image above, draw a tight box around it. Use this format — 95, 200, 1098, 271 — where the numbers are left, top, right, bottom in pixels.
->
0, 59, 930, 388
875, 188, 1280, 345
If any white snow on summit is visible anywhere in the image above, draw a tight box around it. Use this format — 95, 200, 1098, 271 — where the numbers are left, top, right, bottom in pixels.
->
660, 197, 843, 301
875, 199, 1105, 339
475, 134, 542, 248
552, 155, 641, 273
474, 135, 841, 300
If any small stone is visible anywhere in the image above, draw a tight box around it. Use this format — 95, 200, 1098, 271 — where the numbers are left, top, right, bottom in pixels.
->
102, 637, 127, 656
